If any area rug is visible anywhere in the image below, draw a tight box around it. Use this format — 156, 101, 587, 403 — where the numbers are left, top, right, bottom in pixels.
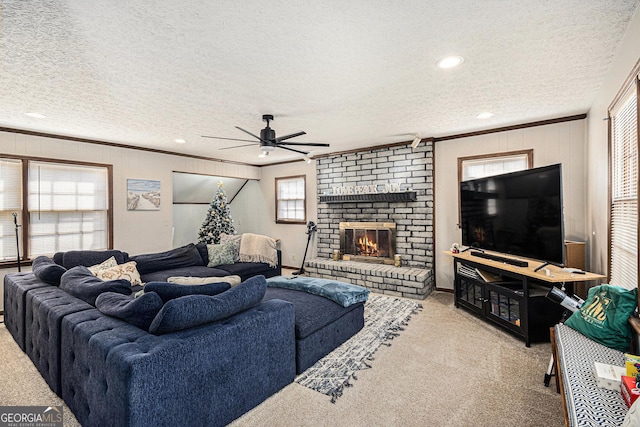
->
295, 293, 422, 402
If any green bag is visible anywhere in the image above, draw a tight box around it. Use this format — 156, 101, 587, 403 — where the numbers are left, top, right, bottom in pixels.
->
565, 284, 638, 352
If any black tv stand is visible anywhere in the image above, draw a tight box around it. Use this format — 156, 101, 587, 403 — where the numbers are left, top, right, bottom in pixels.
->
469, 251, 529, 267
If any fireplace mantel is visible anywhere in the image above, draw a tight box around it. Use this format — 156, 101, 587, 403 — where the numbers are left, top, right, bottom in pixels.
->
319, 191, 417, 204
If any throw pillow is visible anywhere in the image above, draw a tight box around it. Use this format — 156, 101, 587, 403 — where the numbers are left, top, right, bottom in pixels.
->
130, 243, 204, 274
95, 291, 164, 331
149, 274, 267, 335
206, 243, 235, 267
32, 255, 67, 285
93, 261, 143, 286
60, 250, 128, 269
60, 266, 132, 306
168, 275, 242, 286
266, 276, 370, 307
144, 280, 232, 303
565, 284, 638, 352
220, 233, 241, 262
88, 256, 118, 274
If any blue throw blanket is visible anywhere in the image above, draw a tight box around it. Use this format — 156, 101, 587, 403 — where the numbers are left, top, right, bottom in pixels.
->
266, 276, 369, 307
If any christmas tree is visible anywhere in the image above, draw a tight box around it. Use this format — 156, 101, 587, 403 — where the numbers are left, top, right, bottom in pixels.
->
197, 181, 236, 244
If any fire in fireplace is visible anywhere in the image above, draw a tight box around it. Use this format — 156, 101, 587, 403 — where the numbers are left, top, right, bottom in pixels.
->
339, 222, 396, 264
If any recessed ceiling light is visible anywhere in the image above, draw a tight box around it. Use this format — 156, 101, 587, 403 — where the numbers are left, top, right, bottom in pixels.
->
174, 138, 187, 144
25, 112, 46, 119
476, 112, 494, 119
436, 56, 464, 69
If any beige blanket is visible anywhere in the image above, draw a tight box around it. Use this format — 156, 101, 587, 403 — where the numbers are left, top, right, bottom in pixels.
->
239, 233, 278, 267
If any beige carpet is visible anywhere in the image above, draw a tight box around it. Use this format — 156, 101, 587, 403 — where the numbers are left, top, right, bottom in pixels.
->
0, 291, 564, 426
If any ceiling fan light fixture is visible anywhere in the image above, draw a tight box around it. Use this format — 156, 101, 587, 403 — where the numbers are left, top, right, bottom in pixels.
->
258, 150, 270, 158
411, 135, 422, 148
174, 138, 187, 144
261, 145, 276, 152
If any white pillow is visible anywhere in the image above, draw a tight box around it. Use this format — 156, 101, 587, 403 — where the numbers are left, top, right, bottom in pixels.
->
94, 261, 143, 287
88, 256, 118, 274
167, 275, 242, 287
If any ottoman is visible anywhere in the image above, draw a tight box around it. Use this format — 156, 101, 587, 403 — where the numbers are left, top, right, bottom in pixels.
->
262, 287, 365, 374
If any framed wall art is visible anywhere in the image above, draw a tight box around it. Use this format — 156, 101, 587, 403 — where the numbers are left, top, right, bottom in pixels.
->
127, 179, 160, 211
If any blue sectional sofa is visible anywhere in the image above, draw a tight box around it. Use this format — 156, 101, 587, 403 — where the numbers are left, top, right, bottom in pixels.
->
4, 247, 368, 426
3, 245, 292, 427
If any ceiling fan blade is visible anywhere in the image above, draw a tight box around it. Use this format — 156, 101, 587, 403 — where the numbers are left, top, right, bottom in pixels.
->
235, 126, 266, 143
219, 143, 259, 150
278, 145, 309, 155
277, 142, 330, 147
275, 131, 306, 142
201, 135, 257, 143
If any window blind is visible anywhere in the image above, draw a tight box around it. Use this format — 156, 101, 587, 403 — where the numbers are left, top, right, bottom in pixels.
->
610, 85, 638, 290
28, 161, 109, 256
462, 153, 529, 181
276, 176, 306, 222
0, 159, 23, 261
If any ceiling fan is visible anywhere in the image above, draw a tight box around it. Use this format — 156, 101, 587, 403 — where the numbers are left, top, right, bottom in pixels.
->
202, 114, 330, 156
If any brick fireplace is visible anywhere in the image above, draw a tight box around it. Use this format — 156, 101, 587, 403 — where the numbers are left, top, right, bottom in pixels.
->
305, 142, 435, 299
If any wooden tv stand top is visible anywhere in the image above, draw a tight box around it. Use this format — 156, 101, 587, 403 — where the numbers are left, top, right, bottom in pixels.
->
446, 250, 606, 283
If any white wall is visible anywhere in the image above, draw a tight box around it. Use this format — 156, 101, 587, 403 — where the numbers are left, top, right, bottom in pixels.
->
0, 130, 260, 310
233, 160, 318, 269
434, 119, 588, 290
586, 7, 640, 278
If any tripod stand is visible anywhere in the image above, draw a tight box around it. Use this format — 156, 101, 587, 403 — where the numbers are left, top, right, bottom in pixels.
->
292, 221, 317, 276
13, 212, 21, 272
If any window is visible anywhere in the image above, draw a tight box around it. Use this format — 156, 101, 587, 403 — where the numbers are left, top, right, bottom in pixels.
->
609, 73, 639, 291
0, 159, 22, 261
457, 150, 532, 224
276, 175, 306, 224
0, 157, 112, 264
459, 150, 532, 182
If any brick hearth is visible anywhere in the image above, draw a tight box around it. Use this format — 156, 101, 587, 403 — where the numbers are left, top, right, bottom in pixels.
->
304, 258, 434, 300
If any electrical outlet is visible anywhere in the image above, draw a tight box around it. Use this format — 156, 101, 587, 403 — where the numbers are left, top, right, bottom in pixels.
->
291, 254, 296, 261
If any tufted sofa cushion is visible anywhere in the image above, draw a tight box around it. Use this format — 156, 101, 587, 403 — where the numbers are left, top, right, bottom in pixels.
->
95, 291, 164, 331
24, 286, 93, 394
130, 243, 204, 275
144, 281, 231, 303
60, 266, 132, 306
149, 275, 267, 334
32, 256, 67, 285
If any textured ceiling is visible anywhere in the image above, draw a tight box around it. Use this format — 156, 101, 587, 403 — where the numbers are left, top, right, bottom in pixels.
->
1, 0, 639, 165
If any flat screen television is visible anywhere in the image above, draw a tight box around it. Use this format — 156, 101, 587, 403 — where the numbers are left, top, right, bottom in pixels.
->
460, 163, 564, 265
